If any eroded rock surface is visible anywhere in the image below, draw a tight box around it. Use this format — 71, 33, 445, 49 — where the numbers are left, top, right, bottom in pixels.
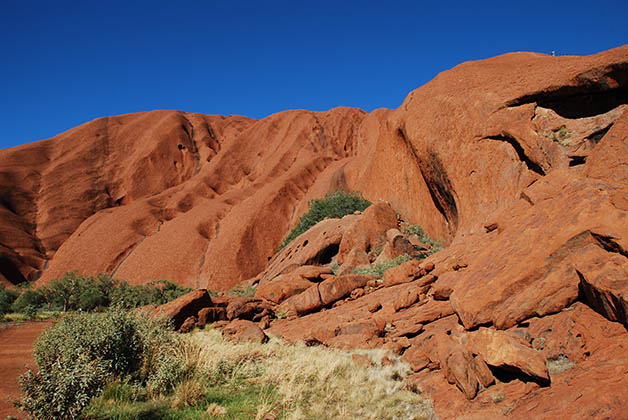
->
2, 45, 628, 419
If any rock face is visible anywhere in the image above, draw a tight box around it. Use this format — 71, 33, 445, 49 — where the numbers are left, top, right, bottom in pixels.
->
0, 108, 366, 289
2, 45, 628, 419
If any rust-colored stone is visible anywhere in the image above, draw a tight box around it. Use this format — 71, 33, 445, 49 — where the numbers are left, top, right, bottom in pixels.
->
318, 274, 376, 305
222, 319, 268, 343
255, 273, 314, 304
466, 328, 550, 384
382, 259, 421, 287
151, 289, 212, 330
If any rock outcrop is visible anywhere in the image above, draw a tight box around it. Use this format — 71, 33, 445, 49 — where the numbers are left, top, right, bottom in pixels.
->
2, 45, 628, 419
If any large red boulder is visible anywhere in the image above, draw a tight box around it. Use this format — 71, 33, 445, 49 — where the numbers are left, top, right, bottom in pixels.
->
255, 274, 315, 304
221, 320, 268, 343
318, 274, 376, 305
151, 289, 212, 330
466, 328, 550, 385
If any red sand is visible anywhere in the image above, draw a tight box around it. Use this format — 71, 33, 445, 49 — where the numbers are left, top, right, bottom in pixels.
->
0, 320, 56, 419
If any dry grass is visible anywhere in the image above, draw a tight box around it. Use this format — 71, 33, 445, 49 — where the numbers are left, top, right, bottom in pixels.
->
183, 328, 437, 420
170, 378, 205, 408
206, 402, 227, 416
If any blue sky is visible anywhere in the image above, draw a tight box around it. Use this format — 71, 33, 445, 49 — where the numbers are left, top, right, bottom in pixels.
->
1, 1, 626, 149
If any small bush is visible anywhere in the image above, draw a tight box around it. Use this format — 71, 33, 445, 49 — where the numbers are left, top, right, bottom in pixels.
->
17, 309, 177, 420
146, 352, 186, 396
546, 354, 575, 375
545, 126, 572, 146
40, 272, 116, 311
0, 284, 19, 316
22, 305, 38, 320
227, 284, 256, 298
353, 254, 413, 277
17, 354, 111, 420
35, 310, 139, 375
402, 225, 443, 255
171, 378, 205, 408
279, 190, 371, 250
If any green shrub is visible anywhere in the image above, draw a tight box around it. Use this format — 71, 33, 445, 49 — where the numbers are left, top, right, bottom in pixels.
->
39, 272, 191, 311
544, 126, 572, 146
279, 190, 371, 250
353, 254, 413, 277
227, 284, 256, 298
22, 305, 38, 320
0, 284, 20, 316
17, 353, 111, 420
16, 309, 177, 420
146, 352, 187, 396
34, 310, 142, 375
40, 272, 116, 312
11, 289, 45, 313
110, 279, 193, 309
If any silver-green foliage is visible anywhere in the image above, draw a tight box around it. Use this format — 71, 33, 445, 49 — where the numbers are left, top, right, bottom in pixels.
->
16, 309, 176, 420
146, 352, 187, 396
17, 354, 111, 420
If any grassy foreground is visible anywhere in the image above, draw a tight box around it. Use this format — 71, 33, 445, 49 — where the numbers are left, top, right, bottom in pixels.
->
85, 328, 435, 420
15, 309, 435, 420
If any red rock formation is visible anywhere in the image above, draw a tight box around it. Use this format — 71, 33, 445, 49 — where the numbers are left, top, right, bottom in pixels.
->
1, 45, 628, 419
0, 108, 366, 289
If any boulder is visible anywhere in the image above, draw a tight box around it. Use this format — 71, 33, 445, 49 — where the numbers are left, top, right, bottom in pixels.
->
222, 320, 268, 343
383, 259, 422, 287
431, 271, 458, 300
351, 353, 373, 367
260, 217, 358, 284
179, 316, 197, 333
393, 285, 422, 312
466, 327, 550, 385
336, 203, 399, 271
279, 283, 323, 316
255, 273, 315, 304
290, 265, 334, 281
151, 289, 212, 330
225, 297, 271, 321
197, 307, 226, 326
402, 346, 431, 372
441, 345, 480, 400
318, 274, 377, 305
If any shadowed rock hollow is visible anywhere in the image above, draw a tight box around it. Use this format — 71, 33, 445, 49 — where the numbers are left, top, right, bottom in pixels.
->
1, 45, 627, 419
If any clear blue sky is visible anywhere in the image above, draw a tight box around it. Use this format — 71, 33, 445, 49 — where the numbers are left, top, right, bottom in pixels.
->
1, 0, 626, 149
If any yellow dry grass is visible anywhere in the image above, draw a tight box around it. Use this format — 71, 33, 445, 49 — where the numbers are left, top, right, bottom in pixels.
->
180, 328, 436, 420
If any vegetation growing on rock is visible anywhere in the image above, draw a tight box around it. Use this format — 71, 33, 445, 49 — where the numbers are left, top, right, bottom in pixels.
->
353, 254, 413, 277
278, 190, 371, 250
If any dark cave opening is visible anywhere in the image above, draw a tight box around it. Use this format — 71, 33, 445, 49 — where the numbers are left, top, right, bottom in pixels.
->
0, 256, 27, 284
